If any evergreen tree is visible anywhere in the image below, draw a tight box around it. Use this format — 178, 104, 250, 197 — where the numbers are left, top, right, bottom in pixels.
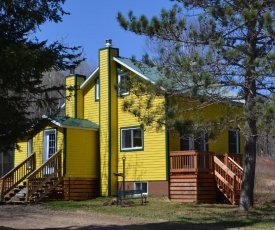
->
117, 0, 275, 210
0, 0, 82, 152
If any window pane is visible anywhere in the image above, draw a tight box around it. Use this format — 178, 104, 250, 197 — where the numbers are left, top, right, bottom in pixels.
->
229, 130, 237, 153
119, 74, 130, 95
122, 129, 132, 149
133, 129, 142, 147
141, 182, 147, 193
95, 78, 99, 100
48, 133, 56, 157
135, 183, 141, 190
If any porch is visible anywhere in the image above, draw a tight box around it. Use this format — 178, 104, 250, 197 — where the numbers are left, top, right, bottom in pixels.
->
169, 150, 243, 205
0, 150, 99, 204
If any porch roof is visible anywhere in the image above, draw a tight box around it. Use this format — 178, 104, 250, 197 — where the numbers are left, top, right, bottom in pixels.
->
48, 116, 99, 130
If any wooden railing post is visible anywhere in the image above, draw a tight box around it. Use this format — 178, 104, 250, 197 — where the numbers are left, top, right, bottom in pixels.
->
194, 151, 198, 173
224, 153, 229, 167
232, 174, 236, 205
25, 178, 29, 202
1, 179, 4, 202
58, 154, 62, 177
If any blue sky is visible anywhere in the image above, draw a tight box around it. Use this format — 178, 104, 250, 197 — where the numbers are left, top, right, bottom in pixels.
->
35, 0, 176, 65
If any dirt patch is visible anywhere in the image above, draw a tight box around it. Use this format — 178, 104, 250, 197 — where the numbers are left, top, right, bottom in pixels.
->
0, 204, 203, 230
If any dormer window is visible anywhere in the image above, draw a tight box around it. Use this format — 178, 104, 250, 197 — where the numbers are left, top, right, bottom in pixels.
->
95, 77, 100, 101
118, 73, 130, 96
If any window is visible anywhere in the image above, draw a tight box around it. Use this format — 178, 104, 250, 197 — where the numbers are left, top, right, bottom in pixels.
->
43, 129, 57, 162
118, 73, 130, 96
95, 77, 99, 101
228, 129, 240, 154
134, 182, 148, 195
121, 127, 143, 150
27, 139, 33, 169
180, 132, 208, 151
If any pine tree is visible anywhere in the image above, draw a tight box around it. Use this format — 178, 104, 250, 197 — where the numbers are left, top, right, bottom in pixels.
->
117, 0, 275, 210
0, 0, 82, 152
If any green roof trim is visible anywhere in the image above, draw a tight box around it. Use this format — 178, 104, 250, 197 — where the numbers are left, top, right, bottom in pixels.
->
49, 116, 99, 130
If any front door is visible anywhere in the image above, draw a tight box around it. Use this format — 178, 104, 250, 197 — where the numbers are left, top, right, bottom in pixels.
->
43, 129, 56, 174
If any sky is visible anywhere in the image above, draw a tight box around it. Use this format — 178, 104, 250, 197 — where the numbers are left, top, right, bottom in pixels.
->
35, 0, 177, 66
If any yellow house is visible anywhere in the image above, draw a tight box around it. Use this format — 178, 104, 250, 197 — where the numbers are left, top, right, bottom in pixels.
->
1, 40, 244, 205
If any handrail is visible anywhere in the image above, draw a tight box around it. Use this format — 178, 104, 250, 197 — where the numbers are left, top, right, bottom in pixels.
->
25, 150, 62, 202
214, 156, 238, 205
170, 150, 214, 174
0, 153, 36, 202
227, 157, 243, 190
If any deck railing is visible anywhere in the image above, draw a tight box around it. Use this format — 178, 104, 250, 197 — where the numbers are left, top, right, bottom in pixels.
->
224, 153, 243, 167
25, 150, 62, 202
214, 156, 239, 205
170, 150, 214, 174
0, 153, 36, 202
226, 157, 243, 190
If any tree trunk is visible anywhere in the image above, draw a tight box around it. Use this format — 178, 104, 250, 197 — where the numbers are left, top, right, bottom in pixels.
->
239, 126, 257, 210
239, 79, 257, 210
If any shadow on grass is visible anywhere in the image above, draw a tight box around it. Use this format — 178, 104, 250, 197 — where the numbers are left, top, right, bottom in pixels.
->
0, 219, 273, 230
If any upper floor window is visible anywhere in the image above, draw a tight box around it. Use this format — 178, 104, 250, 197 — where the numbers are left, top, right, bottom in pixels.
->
121, 127, 143, 151
228, 129, 240, 154
95, 77, 100, 101
118, 73, 130, 96
180, 131, 208, 151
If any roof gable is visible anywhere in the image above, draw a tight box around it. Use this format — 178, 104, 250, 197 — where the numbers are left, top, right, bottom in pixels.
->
114, 57, 162, 83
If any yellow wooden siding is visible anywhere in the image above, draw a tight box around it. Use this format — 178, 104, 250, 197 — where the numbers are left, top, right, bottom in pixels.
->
83, 80, 99, 123
76, 89, 84, 118
99, 48, 110, 196
65, 129, 99, 178
32, 130, 43, 166
14, 141, 27, 166
76, 76, 85, 119
167, 100, 244, 155
66, 76, 75, 118
117, 95, 167, 182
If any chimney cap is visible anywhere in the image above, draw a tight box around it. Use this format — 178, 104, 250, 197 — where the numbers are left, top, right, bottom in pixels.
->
105, 39, 112, 47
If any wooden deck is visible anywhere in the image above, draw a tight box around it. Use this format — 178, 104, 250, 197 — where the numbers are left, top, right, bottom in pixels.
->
169, 151, 243, 204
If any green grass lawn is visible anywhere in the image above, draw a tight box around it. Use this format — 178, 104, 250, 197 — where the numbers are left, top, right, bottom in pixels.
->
41, 194, 275, 229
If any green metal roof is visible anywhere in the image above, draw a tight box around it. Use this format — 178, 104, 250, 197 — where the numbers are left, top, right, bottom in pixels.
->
50, 116, 99, 130
114, 57, 162, 83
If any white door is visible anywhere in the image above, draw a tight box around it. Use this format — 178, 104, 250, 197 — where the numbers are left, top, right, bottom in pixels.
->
43, 129, 56, 174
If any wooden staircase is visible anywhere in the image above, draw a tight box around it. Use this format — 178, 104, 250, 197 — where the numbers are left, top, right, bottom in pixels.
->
169, 151, 243, 205
214, 155, 243, 205
0, 150, 63, 205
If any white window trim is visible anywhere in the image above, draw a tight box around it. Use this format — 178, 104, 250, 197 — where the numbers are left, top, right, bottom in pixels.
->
121, 127, 143, 151
134, 181, 148, 196
95, 77, 100, 100
118, 73, 130, 96
27, 139, 33, 169
43, 129, 57, 162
